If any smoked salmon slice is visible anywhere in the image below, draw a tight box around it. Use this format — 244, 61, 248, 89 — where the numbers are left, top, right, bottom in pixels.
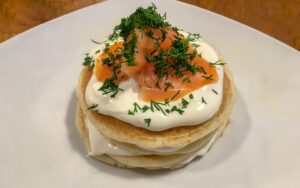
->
94, 27, 218, 101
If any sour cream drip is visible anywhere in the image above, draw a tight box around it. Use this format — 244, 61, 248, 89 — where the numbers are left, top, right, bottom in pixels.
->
85, 117, 219, 161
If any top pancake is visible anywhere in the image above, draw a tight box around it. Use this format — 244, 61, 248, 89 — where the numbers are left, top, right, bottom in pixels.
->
76, 63, 235, 149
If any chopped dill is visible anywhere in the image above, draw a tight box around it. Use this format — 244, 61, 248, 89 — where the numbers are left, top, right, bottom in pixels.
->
209, 59, 226, 66
114, 4, 170, 39
201, 97, 207, 104
87, 103, 98, 110
108, 31, 120, 41
147, 37, 200, 81
128, 94, 193, 117
144, 118, 151, 127
187, 33, 201, 41
171, 90, 180, 100
202, 74, 213, 80
160, 29, 167, 41
82, 53, 95, 68
122, 32, 137, 66
171, 106, 184, 115
98, 78, 123, 97
90, 39, 102, 44
182, 77, 191, 83
128, 110, 134, 115
142, 105, 150, 112
164, 82, 174, 91
133, 102, 142, 112
103, 43, 110, 52
199, 66, 207, 74
181, 98, 189, 108
212, 89, 218, 95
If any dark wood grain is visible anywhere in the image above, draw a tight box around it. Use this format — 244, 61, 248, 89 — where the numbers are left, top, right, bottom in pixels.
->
181, 0, 300, 50
0, 0, 299, 50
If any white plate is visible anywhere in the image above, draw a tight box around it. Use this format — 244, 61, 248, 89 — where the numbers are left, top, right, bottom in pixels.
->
0, 0, 299, 187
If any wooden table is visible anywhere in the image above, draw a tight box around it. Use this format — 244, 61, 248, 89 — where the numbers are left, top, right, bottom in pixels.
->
0, 0, 299, 50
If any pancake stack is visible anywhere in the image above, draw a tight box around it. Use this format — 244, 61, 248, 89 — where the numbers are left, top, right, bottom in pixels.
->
75, 63, 236, 170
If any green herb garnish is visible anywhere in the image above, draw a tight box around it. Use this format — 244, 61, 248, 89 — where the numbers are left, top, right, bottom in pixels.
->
164, 82, 174, 91
212, 89, 218, 95
90, 39, 102, 44
87, 103, 98, 110
199, 66, 207, 74
202, 74, 213, 80
128, 95, 192, 117
209, 60, 226, 66
171, 90, 180, 100
108, 31, 120, 41
98, 78, 123, 97
128, 110, 134, 115
82, 53, 95, 68
181, 98, 189, 108
122, 32, 137, 66
182, 77, 191, 83
187, 33, 201, 41
114, 4, 169, 39
144, 118, 151, 127
147, 37, 200, 81
133, 102, 142, 112
171, 106, 184, 115
201, 97, 207, 105
142, 105, 150, 112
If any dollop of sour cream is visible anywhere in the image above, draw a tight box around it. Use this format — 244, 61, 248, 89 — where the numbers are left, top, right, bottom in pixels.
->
85, 31, 223, 131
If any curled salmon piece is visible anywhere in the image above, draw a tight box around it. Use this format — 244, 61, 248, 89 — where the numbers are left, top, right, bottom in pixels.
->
121, 30, 148, 76
94, 41, 128, 83
137, 54, 218, 102
121, 27, 179, 76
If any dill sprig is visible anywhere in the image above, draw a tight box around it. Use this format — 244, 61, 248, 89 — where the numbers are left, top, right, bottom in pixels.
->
128, 93, 194, 119
187, 33, 201, 41
209, 59, 226, 66
212, 89, 218, 95
97, 46, 125, 97
147, 37, 199, 81
164, 82, 174, 91
171, 106, 184, 115
122, 32, 137, 66
114, 4, 169, 39
201, 97, 207, 104
87, 103, 98, 110
181, 98, 189, 108
113, 4, 169, 67
90, 39, 102, 44
170, 90, 180, 100
82, 53, 95, 68
144, 118, 151, 127
202, 74, 213, 80
98, 78, 123, 97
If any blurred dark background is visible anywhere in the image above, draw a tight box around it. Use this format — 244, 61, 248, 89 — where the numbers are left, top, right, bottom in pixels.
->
0, 0, 299, 50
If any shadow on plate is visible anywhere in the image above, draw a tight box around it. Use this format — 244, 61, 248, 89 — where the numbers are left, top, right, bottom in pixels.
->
189, 90, 251, 171
65, 90, 250, 177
